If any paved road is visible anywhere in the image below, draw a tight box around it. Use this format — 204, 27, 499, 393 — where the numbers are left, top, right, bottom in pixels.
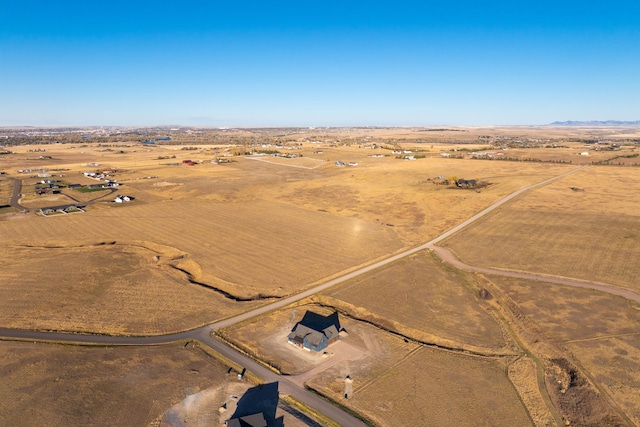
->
9, 177, 24, 209
0, 165, 596, 426
0, 326, 367, 427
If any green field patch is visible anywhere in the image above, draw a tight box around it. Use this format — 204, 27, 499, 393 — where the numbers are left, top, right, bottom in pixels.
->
74, 186, 108, 193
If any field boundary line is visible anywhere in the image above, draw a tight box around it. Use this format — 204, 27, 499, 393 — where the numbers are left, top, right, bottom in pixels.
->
562, 331, 640, 344
244, 156, 328, 170
354, 345, 424, 395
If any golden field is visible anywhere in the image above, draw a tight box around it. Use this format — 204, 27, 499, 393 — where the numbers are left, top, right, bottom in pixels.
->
442, 165, 640, 290
309, 346, 532, 427
0, 341, 232, 427
321, 250, 509, 352
0, 141, 578, 307
0, 242, 262, 334
1, 126, 639, 426
0, 176, 12, 205
486, 274, 640, 425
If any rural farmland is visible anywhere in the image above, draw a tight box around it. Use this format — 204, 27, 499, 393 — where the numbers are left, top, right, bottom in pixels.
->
1, 125, 639, 426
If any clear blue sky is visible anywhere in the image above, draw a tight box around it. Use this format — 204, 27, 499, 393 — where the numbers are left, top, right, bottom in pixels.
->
1, 1, 639, 126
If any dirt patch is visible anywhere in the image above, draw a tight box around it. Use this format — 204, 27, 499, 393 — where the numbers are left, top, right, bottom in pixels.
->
153, 181, 184, 187
160, 385, 224, 426
159, 381, 315, 427
545, 358, 625, 426
19, 193, 78, 208
219, 304, 369, 375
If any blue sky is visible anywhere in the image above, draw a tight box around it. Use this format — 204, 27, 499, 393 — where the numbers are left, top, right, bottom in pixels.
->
1, 1, 639, 126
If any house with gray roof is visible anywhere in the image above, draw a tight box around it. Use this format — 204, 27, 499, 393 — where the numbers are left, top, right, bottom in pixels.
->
288, 311, 341, 352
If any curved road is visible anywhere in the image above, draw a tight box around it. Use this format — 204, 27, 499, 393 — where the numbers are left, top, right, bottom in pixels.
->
429, 245, 640, 304
7, 164, 637, 426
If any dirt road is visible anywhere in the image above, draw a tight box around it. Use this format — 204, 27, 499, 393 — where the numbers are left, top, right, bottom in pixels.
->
429, 245, 640, 304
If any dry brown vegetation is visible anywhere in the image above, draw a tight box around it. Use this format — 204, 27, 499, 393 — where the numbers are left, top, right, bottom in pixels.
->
0, 177, 12, 205
321, 250, 509, 352
220, 296, 535, 426
1, 126, 639, 426
310, 345, 532, 427
0, 140, 577, 305
442, 166, 640, 290
0, 241, 264, 334
0, 341, 234, 427
487, 274, 640, 425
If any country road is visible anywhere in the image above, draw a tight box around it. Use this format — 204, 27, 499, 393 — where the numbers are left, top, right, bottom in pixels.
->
9, 177, 23, 209
6, 163, 636, 427
0, 326, 366, 427
429, 245, 640, 304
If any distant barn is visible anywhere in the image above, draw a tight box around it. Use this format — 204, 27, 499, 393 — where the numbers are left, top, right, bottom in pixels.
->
456, 178, 477, 188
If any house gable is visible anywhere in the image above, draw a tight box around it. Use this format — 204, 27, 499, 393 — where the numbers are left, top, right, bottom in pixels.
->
287, 310, 341, 352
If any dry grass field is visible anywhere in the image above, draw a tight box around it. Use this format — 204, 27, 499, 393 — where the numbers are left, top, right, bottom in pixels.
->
0, 199, 402, 300
267, 156, 575, 245
0, 142, 578, 305
487, 274, 640, 425
0, 176, 12, 204
0, 242, 262, 334
0, 341, 234, 427
220, 300, 534, 426
2, 128, 639, 426
321, 250, 509, 352
309, 346, 532, 427
442, 166, 640, 290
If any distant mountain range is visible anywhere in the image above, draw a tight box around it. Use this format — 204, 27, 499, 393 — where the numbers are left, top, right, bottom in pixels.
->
550, 120, 640, 126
